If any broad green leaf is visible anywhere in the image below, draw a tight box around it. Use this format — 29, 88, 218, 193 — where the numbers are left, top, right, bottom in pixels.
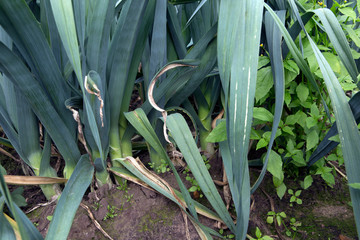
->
256, 139, 268, 150
321, 172, 335, 186
267, 150, 284, 181
10, 188, 26, 208
301, 9, 360, 234
349, 183, 360, 190
306, 129, 319, 151
285, 115, 298, 125
305, 117, 318, 129
276, 182, 286, 199
328, 134, 340, 142
206, 120, 226, 143
295, 111, 307, 128
253, 107, 274, 122
255, 67, 274, 102
344, 25, 360, 48
308, 92, 360, 166
292, 152, 306, 167
312, 8, 359, 86
282, 126, 295, 136
303, 175, 313, 190
296, 82, 309, 102
258, 56, 270, 69
339, 7, 357, 21
323, 52, 341, 73
284, 59, 300, 74
46, 155, 94, 240
264, 4, 331, 120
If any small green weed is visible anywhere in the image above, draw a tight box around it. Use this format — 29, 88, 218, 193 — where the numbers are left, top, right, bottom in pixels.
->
252, 227, 273, 240
92, 201, 102, 211
266, 211, 301, 238
267, 211, 286, 226
149, 159, 170, 174
117, 179, 129, 192
218, 228, 235, 239
288, 189, 302, 207
103, 205, 119, 221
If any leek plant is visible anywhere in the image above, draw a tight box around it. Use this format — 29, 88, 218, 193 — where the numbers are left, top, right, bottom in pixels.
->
0, 27, 60, 200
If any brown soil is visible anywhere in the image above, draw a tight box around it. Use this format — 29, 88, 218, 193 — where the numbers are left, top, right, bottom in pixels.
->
2, 144, 358, 239
27, 175, 218, 240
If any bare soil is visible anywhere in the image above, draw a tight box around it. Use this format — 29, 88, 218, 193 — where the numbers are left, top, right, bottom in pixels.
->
1, 141, 358, 239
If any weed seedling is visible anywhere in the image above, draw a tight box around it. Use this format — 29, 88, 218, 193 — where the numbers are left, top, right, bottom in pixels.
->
149, 159, 170, 173
267, 211, 286, 227
125, 193, 134, 203
253, 227, 274, 240
117, 179, 129, 193
218, 228, 235, 239
183, 166, 203, 197
103, 205, 119, 221
92, 201, 102, 211
288, 189, 302, 206
287, 217, 301, 237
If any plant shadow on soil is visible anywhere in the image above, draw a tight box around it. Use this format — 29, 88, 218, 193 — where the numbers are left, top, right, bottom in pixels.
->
2, 149, 358, 240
